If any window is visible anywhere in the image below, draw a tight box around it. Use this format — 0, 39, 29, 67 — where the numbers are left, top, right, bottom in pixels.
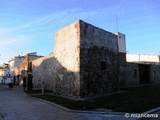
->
133, 69, 137, 78
101, 61, 107, 70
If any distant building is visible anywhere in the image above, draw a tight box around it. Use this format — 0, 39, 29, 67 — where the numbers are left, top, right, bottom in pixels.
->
16, 52, 43, 85
0, 68, 3, 83
126, 54, 160, 65
8, 55, 24, 78
120, 54, 160, 86
0, 63, 11, 84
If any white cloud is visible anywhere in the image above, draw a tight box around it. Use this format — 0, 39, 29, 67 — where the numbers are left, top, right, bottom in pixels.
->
1, 8, 115, 36
0, 34, 34, 46
0, 28, 10, 36
0, 8, 116, 64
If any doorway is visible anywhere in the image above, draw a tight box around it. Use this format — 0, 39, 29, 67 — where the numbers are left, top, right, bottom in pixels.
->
139, 64, 150, 84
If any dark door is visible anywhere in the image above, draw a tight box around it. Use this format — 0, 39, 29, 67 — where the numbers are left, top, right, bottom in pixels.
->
139, 64, 150, 84
27, 74, 33, 91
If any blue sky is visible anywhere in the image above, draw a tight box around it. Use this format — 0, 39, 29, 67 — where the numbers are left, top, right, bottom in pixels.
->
0, 0, 160, 64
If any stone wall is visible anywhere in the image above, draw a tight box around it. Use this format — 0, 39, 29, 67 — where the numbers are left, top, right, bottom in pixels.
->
120, 63, 160, 87
31, 20, 160, 97
32, 20, 120, 97
32, 53, 55, 90
53, 20, 80, 96
79, 20, 119, 96
32, 54, 80, 96
150, 65, 160, 83
32, 21, 81, 96
124, 63, 139, 86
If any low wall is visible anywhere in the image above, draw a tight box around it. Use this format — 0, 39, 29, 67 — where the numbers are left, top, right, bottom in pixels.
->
120, 63, 139, 87
32, 54, 55, 90
32, 53, 80, 96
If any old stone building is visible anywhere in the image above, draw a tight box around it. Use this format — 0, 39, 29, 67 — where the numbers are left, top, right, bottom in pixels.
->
31, 20, 160, 98
32, 20, 120, 97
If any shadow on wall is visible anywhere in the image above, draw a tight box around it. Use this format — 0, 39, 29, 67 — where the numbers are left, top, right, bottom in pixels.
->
32, 54, 80, 96
32, 47, 120, 97
80, 46, 120, 96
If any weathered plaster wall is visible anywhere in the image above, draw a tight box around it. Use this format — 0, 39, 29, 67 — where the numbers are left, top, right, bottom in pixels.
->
32, 53, 55, 90
79, 20, 119, 96
32, 53, 80, 96
53, 20, 81, 96
54, 21, 80, 72
33, 20, 81, 95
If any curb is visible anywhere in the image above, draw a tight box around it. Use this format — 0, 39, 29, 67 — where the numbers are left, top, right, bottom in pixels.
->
23, 92, 71, 112
19, 87, 160, 116
20, 88, 125, 115
143, 107, 160, 114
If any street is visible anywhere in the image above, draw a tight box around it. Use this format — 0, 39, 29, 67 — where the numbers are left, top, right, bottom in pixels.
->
0, 84, 131, 120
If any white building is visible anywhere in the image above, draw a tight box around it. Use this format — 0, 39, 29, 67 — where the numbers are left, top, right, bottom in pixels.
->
114, 32, 126, 53
126, 54, 160, 65
8, 55, 24, 77
114, 32, 126, 66
0, 66, 3, 83
0, 56, 24, 84
0, 64, 11, 84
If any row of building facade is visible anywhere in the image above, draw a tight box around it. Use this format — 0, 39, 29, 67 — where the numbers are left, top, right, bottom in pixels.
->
0, 20, 160, 97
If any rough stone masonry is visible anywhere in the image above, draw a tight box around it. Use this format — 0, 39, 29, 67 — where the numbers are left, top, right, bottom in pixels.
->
32, 20, 119, 97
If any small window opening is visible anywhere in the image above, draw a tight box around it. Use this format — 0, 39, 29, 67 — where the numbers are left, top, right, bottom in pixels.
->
101, 61, 107, 70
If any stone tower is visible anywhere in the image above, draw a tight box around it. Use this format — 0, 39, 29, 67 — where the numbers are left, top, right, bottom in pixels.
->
54, 20, 119, 97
